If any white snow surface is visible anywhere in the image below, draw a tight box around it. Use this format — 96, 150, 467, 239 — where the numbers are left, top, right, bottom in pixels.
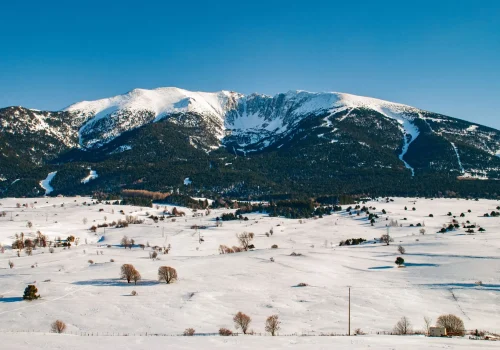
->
0, 196, 499, 347
451, 142, 465, 174
2, 333, 498, 350
81, 170, 98, 184
39, 171, 57, 195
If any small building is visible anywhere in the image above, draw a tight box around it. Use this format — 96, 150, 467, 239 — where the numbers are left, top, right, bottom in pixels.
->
429, 327, 447, 337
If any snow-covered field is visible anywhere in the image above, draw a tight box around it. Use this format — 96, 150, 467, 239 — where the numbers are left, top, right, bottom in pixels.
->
0, 197, 499, 349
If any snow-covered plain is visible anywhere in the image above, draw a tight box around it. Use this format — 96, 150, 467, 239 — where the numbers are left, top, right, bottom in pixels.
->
0, 197, 499, 349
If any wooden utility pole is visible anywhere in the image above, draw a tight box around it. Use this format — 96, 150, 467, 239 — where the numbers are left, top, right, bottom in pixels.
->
348, 287, 351, 336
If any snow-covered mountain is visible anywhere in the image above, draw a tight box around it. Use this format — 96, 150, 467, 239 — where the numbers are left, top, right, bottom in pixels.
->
65, 87, 420, 152
1, 87, 500, 197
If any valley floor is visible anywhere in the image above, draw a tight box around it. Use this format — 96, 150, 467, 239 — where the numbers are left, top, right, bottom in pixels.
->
0, 196, 499, 349
1, 333, 499, 350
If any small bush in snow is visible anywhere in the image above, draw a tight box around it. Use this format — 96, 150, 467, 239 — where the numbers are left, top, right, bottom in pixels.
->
219, 328, 233, 336
51, 320, 66, 333
183, 328, 195, 336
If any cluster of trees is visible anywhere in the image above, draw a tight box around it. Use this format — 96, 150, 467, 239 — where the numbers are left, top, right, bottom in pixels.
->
393, 314, 465, 336
120, 264, 178, 285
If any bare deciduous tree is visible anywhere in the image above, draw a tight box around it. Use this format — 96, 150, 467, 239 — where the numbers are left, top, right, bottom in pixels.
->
393, 316, 412, 335
236, 232, 254, 251
233, 311, 251, 334
51, 320, 66, 333
121, 236, 131, 248
423, 316, 432, 336
436, 314, 465, 335
397, 245, 406, 254
131, 269, 141, 285
158, 266, 177, 284
265, 314, 281, 336
121, 264, 139, 284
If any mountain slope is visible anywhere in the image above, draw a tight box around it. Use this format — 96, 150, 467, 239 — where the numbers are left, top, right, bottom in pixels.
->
1, 87, 500, 198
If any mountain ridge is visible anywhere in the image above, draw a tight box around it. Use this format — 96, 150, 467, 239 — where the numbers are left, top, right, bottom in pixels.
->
1, 87, 500, 198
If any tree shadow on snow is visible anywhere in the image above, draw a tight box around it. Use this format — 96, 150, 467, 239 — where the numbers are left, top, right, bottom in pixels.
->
72, 278, 160, 287
0, 297, 23, 303
368, 266, 393, 270
422, 283, 500, 291
375, 253, 500, 260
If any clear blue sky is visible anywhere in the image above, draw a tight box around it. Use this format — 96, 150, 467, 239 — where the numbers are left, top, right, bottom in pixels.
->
1, 0, 499, 128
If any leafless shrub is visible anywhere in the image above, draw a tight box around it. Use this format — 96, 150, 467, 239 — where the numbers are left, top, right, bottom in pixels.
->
183, 328, 195, 336
397, 245, 406, 254
271, 244, 278, 249
393, 316, 412, 335
380, 234, 393, 245
219, 328, 233, 336
131, 290, 137, 296
219, 245, 235, 254
88, 260, 94, 264
158, 266, 177, 284
354, 328, 365, 335
297, 282, 308, 287
51, 320, 66, 333
233, 311, 251, 334
8, 260, 14, 269
265, 315, 281, 336
110, 259, 115, 262
49, 248, 54, 253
